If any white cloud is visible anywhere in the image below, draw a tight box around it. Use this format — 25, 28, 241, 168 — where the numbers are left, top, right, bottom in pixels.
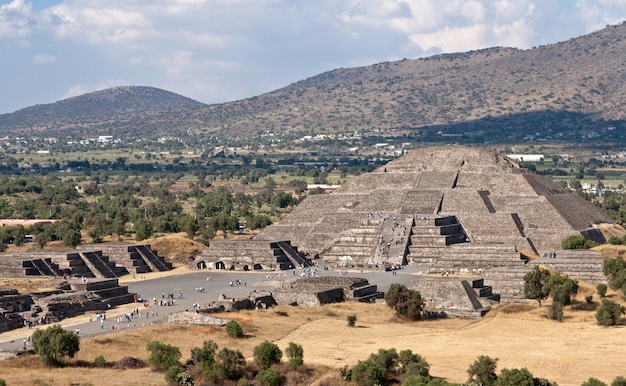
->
33, 53, 57, 63
0, 0, 32, 42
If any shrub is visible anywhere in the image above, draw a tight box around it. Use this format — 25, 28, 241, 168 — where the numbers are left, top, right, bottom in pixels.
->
548, 302, 563, 321
385, 284, 425, 321
191, 340, 218, 369
497, 367, 535, 386
369, 348, 399, 373
288, 356, 304, 369
596, 299, 625, 326
253, 341, 282, 369
586, 295, 594, 304
165, 365, 183, 383
215, 347, 246, 380
347, 314, 357, 327
93, 355, 107, 368
401, 375, 431, 386
256, 368, 282, 386
225, 320, 244, 338
547, 273, 578, 306
467, 355, 498, 386
597, 283, 608, 298
32, 325, 80, 366
608, 236, 622, 245
523, 266, 551, 306
146, 341, 181, 370
612, 376, 626, 386
582, 378, 608, 386
285, 342, 303, 359
351, 359, 386, 386
399, 349, 430, 377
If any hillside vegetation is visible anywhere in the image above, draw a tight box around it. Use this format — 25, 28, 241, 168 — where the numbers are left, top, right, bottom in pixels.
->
0, 23, 625, 142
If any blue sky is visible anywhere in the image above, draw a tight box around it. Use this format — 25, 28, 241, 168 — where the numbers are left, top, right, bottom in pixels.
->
1, 0, 625, 114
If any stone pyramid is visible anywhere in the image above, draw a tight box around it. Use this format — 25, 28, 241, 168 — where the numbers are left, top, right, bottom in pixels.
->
255, 146, 613, 270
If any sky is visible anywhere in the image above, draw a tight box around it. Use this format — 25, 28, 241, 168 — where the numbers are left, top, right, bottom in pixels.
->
1, 0, 626, 115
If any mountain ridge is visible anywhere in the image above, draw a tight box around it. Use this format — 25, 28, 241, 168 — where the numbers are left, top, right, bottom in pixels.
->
1, 22, 625, 141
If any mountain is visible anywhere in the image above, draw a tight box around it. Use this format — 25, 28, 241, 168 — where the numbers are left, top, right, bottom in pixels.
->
1, 23, 626, 141
0, 86, 207, 138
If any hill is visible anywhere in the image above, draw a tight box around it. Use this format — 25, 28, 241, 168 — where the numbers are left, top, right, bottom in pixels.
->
1, 23, 626, 141
0, 86, 206, 137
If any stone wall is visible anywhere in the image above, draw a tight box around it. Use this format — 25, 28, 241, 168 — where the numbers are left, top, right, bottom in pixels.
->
168, 311, 231, 326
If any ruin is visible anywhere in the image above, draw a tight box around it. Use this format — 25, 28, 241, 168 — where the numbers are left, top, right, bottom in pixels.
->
195, 146, 614, 315
0, 244, 172, 279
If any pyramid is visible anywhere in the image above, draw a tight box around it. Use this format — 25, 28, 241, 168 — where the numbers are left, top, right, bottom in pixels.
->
255, 146, 613, 270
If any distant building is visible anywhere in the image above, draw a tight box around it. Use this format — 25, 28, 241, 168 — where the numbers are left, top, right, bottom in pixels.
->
506, 154, 544, 162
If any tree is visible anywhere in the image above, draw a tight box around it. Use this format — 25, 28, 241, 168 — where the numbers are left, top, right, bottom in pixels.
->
146, 341, 181, 370
253, 341, 282, 369
612, 376, 626, 386
32, 325, 80, 366
351, 359, 387, 386
225, 320, 244, 338
134, 218, 153, 241
497, 368, 534, 386
467, 355, 498, 386
596, 299, 625, 326
285, 342, 304, 360
369, 348, 399, 373
63, 229, 82, 248
256, 368, 282, 386
547, 273, 578, 306
385, 284, 425, 321
523, 266, 551, 306
398, 349, 430, 378
581, 378, 608, 386
214, 347, 246, 380
597, 283, 608, 298
190, 340, 218, 369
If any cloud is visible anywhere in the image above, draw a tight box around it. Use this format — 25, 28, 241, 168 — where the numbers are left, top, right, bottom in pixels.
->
32, 53, 57, 63
0, 0, 32, 43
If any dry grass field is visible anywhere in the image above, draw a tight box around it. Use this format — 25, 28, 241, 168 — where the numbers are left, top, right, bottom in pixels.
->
1, 286, 626, 386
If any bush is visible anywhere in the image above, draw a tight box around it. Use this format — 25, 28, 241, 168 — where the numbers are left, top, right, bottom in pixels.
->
548, 302, 563, 321
385, 284, 425, 321
596, 299, 625, 326
399, 349, 430, 377
347, 314, 357, 327
285, 342, 303, 360
612, 376, 626, 386
369, 348, 399, 373
582, 378, 608, 386
165, 365, 184, 383
256, 368, 282, 386
586, 295, 594, 304
497, 367, 535, 386
32, 325, 80, 366
253, 341, 282, 369
351, 359, 386, 386
215, 347, 246, 380
561, 234, 597, 249
93, 355, 107, 368
547, 273, 578, 306
288, 356, 304, 369
146, 341, 181, 370
597, 283, 608, 298
608, 236, 622, 245
467, 355, 498, 386
191, 340, 218, 369
225, 320, 244, 338
401, 375, 431, 386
